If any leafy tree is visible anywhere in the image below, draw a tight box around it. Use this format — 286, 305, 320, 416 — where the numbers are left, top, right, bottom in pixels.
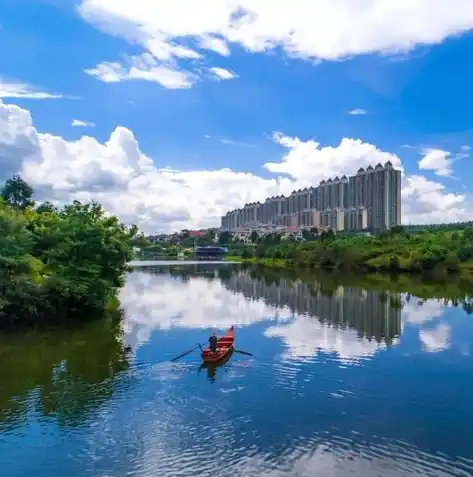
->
464, 226, 473, 242
218, 231, 232, 244
1, 175, 35, 210
457, 245, 473, 262
206, 229, 216, 242
36, 201, 57, 214
390, 225, 405, 236
250, 231, 259, 243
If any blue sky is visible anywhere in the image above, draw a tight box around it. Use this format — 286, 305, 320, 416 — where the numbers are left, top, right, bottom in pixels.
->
1, 0, 473, 232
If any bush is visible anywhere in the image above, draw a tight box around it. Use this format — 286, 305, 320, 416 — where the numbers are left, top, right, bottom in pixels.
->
241, 248, 253, 259
457, 245, 473, 262
388, 255, 401, 270
443, 255, 460, 272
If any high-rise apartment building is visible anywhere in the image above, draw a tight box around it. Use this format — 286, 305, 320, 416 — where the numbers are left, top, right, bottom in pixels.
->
221, 161, 401, 233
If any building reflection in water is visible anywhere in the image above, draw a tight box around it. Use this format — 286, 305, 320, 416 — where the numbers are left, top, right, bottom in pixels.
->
133, 264, 402, 350
219, 269, 402, 348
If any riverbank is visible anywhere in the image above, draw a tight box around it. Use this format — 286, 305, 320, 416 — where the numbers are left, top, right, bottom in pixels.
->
226, 225, 473, 279
226, 254, 473, 278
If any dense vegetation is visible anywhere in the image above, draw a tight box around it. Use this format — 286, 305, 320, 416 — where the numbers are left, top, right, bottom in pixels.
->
227, 225, 473, 276
0, 176, 138, 326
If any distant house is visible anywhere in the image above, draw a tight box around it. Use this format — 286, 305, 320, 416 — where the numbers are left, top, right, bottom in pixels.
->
195, 245, 228, 260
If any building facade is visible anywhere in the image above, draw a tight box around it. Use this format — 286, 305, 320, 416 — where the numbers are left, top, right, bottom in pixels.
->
221, 161, 401, 233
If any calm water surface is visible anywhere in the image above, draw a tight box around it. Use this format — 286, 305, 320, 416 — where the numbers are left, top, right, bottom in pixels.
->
1, 263, 473, 477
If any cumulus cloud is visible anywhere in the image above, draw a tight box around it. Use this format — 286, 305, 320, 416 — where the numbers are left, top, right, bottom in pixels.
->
418, 148, 453, 177
266, 132, 403, 185
78, 0, 473, 88
0, 99, 470, 233
72, 119, 96, 127
0, 78, 64, 100
348, 109, 367, 116
401, 175, 468, 224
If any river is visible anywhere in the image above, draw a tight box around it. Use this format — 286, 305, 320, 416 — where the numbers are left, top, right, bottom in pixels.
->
1, 262, 473, 477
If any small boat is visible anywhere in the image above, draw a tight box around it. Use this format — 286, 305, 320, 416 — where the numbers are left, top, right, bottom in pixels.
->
201, 326, 235, 363
199, 348, 234, 381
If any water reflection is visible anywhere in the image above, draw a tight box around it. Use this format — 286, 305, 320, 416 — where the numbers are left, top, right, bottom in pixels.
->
121, 265, 404, 363
199, 349, 234, 382
3, 264, 473, 477
0, 314, 130, 433
121, 265, 473, 360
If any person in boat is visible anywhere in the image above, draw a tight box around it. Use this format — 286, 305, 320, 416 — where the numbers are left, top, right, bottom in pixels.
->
209, 330, 218, 353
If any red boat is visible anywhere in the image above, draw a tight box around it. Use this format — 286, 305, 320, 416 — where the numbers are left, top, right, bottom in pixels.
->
201, 326, 235, 363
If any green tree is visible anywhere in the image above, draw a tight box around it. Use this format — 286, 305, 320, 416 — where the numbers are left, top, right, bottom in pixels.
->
0, 205, 43, 321
1, 175, 35, 210
219, 231, 232, 244
464, 226, 473, 242
250, 231, 259, 243
390, 225, 405, 236
36, 201, 57, 214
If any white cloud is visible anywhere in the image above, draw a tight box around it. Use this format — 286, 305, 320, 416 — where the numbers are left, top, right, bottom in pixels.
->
209, 67, 237, 80
418, 148, 453, 177
119, 269, 295, 348
401, 175, 468, 224
461, 145, 471, 152
402, 298, 447, 326
85, 54, 197, 89
419, 324, 451, 352
79, 0, 473, 88
198, 35, 230, 56
72, 119, 96, 128
266, 132, 404, 185
265, 316, 388, 364
0, 78, 64, 100
0, 99, 470, 233
348, 108, 367, 116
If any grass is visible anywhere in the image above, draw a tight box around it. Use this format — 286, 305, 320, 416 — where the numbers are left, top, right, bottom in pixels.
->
225, 256, 288, 268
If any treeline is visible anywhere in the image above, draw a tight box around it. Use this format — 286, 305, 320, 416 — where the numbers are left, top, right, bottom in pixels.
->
227, 226, 473, 275
0, 176, 138, 326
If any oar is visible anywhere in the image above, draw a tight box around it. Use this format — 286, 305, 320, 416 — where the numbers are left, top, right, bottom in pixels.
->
234, 349, 253, 356
171, 344, 203, 362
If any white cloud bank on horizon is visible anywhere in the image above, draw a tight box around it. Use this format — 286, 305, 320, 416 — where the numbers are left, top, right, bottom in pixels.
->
0, 98, 471, 234
79, 0, 473, 89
